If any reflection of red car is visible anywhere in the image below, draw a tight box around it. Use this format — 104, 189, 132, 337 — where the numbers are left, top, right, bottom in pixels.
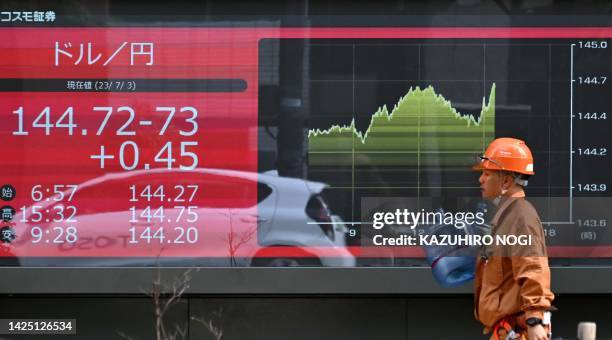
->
0, 221, 19, 265
11, 168, 355, 267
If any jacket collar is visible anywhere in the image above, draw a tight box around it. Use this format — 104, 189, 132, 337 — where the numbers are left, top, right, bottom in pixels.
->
491, 196, 523, 226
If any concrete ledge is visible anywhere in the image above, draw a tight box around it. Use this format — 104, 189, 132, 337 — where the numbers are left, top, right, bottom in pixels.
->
0, 267, 610, 294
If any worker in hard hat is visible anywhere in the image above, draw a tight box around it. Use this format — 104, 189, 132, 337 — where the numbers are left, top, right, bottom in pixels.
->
473, 138, 554, 340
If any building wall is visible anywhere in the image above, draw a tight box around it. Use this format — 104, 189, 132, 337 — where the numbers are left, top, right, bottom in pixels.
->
0, 295, 609, 339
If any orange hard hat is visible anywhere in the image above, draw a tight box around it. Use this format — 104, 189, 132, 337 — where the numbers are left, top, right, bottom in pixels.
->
472, 137, 535, 175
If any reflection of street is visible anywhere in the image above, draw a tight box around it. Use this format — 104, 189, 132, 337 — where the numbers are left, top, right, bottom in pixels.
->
9, 168, 355, 267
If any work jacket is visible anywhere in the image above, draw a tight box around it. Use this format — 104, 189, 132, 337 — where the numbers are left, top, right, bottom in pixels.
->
474, 197, 555, 330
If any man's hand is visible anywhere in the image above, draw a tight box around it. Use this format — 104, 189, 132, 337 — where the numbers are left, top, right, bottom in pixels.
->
527, 324, 549, 340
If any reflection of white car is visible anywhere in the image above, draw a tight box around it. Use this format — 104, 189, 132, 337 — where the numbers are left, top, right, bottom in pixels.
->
12, 168, 355, 267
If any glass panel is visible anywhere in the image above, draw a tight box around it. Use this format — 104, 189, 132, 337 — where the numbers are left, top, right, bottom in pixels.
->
0, 1, 610, 271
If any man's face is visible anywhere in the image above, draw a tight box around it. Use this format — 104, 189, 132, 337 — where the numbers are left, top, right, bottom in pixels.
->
478, 169, 504, 199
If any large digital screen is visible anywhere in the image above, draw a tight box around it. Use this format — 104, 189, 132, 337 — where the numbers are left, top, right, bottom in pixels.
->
1, 25, 610, 266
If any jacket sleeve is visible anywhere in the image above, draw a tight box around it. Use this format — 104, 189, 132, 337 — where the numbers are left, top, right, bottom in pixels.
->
511, 256, 554, 319
510, 214, 554, 319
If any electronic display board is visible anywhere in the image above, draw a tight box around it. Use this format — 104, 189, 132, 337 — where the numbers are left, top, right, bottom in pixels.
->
258, 32, 612, 265
0, 18, 610, 267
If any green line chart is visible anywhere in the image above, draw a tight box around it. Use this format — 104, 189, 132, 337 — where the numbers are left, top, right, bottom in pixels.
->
308, 83, 496, 166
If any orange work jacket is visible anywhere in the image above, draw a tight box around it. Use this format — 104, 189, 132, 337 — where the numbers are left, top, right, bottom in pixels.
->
474, 197, 554, 331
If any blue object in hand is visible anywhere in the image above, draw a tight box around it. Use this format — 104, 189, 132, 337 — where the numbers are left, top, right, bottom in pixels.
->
430, 249, 477, 287
423, 204, 489, 287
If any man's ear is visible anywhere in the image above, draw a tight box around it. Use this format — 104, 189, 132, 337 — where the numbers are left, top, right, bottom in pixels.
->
502, 173, 515, 189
